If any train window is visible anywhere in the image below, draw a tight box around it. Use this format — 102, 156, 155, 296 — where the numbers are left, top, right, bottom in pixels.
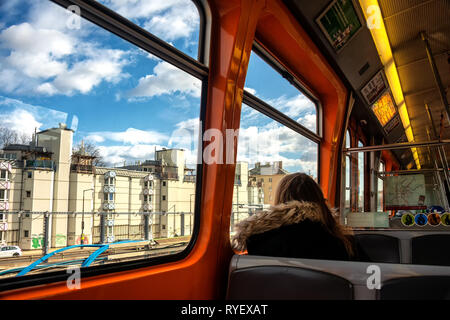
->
0, 0, 205, 281
357, 140, 364, 212
245, 50, 318, 134
344, 130, 351, 216
97, 0, 201, 60
377, 161, 385, 212
230, 46, 321, 243
230, 100, 319, 235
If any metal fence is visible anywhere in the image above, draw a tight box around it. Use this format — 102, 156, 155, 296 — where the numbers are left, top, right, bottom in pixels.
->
1, 212, 194, 251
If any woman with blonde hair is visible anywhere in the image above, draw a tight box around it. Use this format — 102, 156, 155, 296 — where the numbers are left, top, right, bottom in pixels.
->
232, 173, 368, 261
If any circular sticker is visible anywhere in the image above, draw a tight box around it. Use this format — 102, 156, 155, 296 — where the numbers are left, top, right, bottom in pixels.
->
415, 213, 428, 227
401, 213, 415, 227
441, 213, 450, 226
427, 213, 441, 226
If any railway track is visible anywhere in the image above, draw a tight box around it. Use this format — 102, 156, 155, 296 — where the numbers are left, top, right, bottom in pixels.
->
0, 236, 190, 275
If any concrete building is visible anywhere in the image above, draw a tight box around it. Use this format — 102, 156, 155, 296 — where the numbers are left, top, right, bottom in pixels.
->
0, 124, 263, 250
0, 124, 197, 249
249, 161, 289, 205
231, 162, 266, 228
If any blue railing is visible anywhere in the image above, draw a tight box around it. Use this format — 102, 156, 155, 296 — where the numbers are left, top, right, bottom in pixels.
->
9, 240, 141, 277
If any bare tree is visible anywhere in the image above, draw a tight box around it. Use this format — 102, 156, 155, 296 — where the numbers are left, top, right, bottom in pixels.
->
72, 141, 105, 166
0, 127, 32, 149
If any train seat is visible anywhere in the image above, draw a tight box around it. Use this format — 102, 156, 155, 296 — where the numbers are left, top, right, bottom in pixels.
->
354, 234, 401, 263
227, 254, 450, 300
411, 234, 450, 266
378, 276, 450, 300
226, 265, 353, 300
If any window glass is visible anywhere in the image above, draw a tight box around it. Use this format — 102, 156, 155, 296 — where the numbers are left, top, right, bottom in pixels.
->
358, 140, 364, 212
245, 52, 318, 133
344, 130, 351, 214
0, 0, 201, 279
97, 0, 201, 59
377, 161, 384, 212
231, 103, 318, 236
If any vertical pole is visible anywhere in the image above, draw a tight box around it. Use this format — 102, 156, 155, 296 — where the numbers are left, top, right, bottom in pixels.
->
181, 213, 184, 236
100, 213, 106, 243
425, 105, 450, 186
426, 128, 450, 210
421, 32, 450, 126
43, 212, 50, 257
82, 191, 85, 246
144, 213, 149, 240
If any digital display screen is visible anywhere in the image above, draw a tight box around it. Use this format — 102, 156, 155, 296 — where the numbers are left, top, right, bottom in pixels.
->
371, 91, 397, 127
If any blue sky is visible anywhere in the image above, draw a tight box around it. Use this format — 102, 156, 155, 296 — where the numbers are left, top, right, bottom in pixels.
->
0, 0, 318, 177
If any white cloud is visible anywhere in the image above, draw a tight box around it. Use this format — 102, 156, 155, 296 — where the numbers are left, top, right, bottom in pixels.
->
97, 144, 166, 167
242, 94, 317, 132
244, 87, 257, 95
236, 122, 318, 176
268, 94, 316, 119
50, 49, 130, 95
0, 109, 43, 138
296, 113, 317, 132
85, 135, 105, 143
0, 96, 70, 138
142, 3, 199, 41
0, 68, 25, 93
0, 23, 73, 80
129, 61, 201, 99
0, 22, 74, 57
100, 0, 199, 41
0, 2, 131, 97
84, 118, 201, 167
86, 128, 168, 145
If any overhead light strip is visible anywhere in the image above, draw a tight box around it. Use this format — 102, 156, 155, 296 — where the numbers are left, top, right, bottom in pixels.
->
359, 0, 420, 169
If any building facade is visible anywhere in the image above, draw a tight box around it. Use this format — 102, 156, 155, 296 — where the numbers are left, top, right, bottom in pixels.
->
249, 161, 289, 205
0, 124, 266, 250
0, 125, 199, 249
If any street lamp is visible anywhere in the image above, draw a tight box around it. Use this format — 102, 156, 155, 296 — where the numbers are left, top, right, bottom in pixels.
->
82, 188, 94, 246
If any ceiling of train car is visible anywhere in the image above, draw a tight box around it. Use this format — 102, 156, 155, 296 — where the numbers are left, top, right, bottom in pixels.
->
377, 0, 450, 168
284, 0, 450, 169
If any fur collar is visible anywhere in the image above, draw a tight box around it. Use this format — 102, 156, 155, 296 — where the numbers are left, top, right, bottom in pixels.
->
231, 200, 326, 251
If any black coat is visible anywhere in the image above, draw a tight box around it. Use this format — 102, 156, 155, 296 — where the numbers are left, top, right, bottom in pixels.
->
247, 220, 351, 261
232, 200, 370, 262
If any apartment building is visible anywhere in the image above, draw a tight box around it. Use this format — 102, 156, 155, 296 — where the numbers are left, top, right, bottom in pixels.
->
0, 124, 199, 249
249, 161, 289, 205
0, 124, 260, 250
